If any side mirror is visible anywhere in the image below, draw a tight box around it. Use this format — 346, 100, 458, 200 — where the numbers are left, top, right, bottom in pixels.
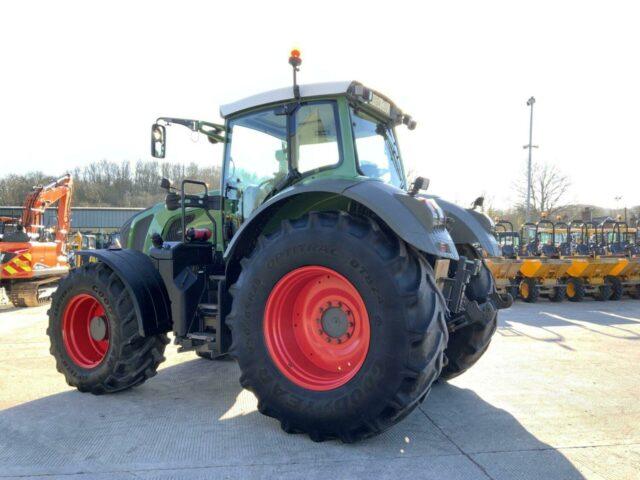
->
160, 177, 173, 191
472, 196, 485, 210
151, 123, 166, 158
409, 176, 430, 196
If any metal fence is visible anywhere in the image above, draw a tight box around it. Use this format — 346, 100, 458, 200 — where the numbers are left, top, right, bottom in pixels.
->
0, 206, 144, 233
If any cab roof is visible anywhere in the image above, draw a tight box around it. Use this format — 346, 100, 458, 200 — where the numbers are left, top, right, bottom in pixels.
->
219, 81, 354, 118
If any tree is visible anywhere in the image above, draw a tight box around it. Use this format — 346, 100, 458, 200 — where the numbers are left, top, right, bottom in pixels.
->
0, 160, 222, 208
515, 161, 571, 217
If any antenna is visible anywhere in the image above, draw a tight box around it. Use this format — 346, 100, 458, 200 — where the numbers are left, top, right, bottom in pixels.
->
288, 49, 302, 99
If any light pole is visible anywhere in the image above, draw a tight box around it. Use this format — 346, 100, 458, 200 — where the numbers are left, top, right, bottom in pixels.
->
615, 196, 626, 222
523, 96, 538, 223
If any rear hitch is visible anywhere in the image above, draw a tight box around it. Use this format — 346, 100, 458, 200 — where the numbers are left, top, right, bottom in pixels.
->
491, 290, 514, 310
441, 255, 479, 315
447, 300, 496, 333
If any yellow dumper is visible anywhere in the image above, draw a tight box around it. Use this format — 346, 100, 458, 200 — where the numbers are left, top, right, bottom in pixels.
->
516, 220, 571, 303
487, 221, 522, 299
601, 222, 640, 299
562, 221, 621, 301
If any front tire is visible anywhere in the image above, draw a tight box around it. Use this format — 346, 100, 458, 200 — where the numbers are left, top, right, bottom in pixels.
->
605, 276, 623, 301
549, 286, 566, 303
47, 262, 169, 394
227, 212, 448, 442
566, 278, 585, 302
519, 278, 540, 303
593, 284, 612, 301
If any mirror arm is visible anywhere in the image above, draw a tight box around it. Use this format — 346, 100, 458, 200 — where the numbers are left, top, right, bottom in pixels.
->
156, 117, 225, 143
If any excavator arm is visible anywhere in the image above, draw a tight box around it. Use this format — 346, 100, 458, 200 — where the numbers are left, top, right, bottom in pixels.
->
20, 174, 73, 255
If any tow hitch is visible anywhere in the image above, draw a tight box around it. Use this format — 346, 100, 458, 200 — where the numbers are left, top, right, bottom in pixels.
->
441, 256, 512, 333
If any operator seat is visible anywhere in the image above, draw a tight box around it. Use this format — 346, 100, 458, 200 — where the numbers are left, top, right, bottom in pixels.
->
501, 244, 516, 258
576, 243, 589, 255
541, 244, 558, 257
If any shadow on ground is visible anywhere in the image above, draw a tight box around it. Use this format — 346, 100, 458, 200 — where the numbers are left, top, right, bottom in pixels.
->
498, 300, 640, 346
0, 357, 586, 479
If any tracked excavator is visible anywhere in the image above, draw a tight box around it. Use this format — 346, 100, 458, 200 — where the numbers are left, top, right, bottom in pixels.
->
0, 174, 73, 306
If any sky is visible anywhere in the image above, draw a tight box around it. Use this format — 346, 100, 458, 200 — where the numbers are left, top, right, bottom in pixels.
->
1, 0, 639, 209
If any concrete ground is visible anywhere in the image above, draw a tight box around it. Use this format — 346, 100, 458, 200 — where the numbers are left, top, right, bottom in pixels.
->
1, 299, 639, 480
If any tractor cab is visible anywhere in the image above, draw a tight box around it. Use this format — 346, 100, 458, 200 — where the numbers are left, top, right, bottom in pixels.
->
150, 77, 417, 253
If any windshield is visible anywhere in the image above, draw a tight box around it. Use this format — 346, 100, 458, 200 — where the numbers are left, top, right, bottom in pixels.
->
350, 108, 404, 188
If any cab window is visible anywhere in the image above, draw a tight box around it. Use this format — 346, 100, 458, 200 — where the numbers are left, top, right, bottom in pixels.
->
225, 108, 288, 219
351, 108, 404, 188
294, 102, 341, 173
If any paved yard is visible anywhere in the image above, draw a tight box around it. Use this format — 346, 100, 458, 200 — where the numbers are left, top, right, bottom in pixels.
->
1, 298, 639, 479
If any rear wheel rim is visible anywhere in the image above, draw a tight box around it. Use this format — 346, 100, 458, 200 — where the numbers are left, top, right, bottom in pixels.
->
62, 293, 110, 368
263, 266, 370, 391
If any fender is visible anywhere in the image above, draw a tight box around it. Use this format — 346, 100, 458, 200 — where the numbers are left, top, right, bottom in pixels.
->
224, 179, 459, 265
429, 197, 501, 257
76, 249, 172, 336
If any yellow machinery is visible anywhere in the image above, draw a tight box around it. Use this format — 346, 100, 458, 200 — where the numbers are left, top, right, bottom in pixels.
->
601, 221, 640, 299
487, 219, 571, 303
67, 232, 97, 267
486, 221, 522, 299
488, 218, 640, 303
517, 219, 571, 303
561, 221, 621, 301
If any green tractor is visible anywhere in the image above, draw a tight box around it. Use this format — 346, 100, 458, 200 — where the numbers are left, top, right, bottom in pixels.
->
48, 51, 510, 442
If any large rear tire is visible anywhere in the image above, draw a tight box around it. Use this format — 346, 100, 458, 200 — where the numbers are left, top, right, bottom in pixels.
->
47, 262, 169, 394
227, 212, 448, 442
439, 247, 498, 381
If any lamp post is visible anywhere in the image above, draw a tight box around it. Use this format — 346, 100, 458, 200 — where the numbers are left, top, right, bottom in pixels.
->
615, 196, 626, 222
523, 97, 538, 222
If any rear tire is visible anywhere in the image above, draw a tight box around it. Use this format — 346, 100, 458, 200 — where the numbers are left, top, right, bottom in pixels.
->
549, 286, 566, 303
519, 278, 540, 303
566, 278, 585, 302
439, 247, 498, 381
605, 276, 623, 301
47, 262, 169, 394
593, 284, 612, 301
630, 285, 640, 300
227, 212, 448, 442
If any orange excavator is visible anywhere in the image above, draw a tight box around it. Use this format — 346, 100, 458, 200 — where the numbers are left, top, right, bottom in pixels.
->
0, 174, 73, 307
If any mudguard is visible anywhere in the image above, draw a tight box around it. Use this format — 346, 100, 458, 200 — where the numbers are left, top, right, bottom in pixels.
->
224, 178, 459, 262
76, 249, 172, 336
429, 197, 501, 257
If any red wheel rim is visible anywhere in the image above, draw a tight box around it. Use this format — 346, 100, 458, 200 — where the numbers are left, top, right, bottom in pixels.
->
62, 293, 110, 368
263, 266, 370, 391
